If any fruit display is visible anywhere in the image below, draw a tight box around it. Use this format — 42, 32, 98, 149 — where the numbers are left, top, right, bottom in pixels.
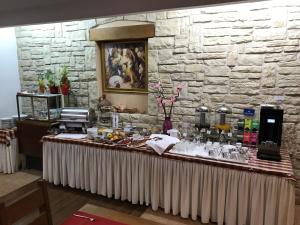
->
96, 128, 126, 142
106, 130, 126, 142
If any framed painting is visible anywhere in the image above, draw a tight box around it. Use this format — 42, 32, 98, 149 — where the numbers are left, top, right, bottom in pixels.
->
100, 39, 148, 94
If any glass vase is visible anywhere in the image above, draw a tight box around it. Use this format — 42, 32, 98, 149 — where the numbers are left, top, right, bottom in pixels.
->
163, 116, 172, 134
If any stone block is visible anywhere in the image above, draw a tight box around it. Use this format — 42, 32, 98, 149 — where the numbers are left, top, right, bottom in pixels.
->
20, 51, 31, 60
230, 80, 260, 95
225, 94, 252, 104
188, 81, 202, 87
204, 59, 227, 66
171, 73, 197, 81
231, 29, 253, 36
173, 107, 195, 115
158, 64, 184, 73
285, 105, 300, 115
253, 28, 287, 41
283, 46, 300, 52
124, 14, 147, 21
230, 72, 261, 79
204, 77, 228, 85
261, 63, 278, 88
209, 94, 226, 103
148, 37, 174, 49
283, 87, 300, 96
185, 64, 205, 72
155, 19, 181, 36
260, 88, 284, 95
192, 14, 212, 23
245, 46, 283, 54
32, 30, 55, 38
266, 39, 299, 47
79, 71, 97, 81
284, 96, 300, 106
174, 48, 188, 54
238, 54, 264, 66
203, 37, 231, 46
232, 66, 262, 73
202, 46, 228, 53
278, 75, 300, 88
175, 35, 188, 48
203, 28, 232, 37
231, 36, 253, 44
206, 66, 230, 76
204, 85, 228, 94
148, 50, 158, 73
188, 87, 202, 93
250, 9, 271, 21
158, 49, 173, 62
278, 66, 300, 74
199, 53, 227, 59
84, 47, 96, 70
265, 53, 297, 62
66, 30, 86, 41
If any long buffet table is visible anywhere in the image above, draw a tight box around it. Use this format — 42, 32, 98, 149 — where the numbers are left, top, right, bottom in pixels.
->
42, 136, 295, 225
0, 129, 18, 174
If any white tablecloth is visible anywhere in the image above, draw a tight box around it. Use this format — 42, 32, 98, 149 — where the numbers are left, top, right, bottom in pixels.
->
0, 139, 18, 174
43, 142, 295, 225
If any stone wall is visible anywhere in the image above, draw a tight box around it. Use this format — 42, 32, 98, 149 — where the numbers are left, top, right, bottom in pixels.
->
15, 0, 300, 201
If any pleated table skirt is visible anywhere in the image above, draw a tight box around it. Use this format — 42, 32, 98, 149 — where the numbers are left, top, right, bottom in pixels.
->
43, 142, 295, 225
0, 139, 18, 174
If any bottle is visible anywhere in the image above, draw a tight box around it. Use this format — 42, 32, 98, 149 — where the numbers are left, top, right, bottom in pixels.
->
112, 111, 119, 129
243, 108, 255, 145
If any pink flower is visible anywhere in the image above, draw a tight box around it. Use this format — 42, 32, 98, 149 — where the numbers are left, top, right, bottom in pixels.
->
162, 99, 168, 105
151, 82, 161, 90
169, 95, 177, 103
156, 97, 163, 107
176, 83, 184, 94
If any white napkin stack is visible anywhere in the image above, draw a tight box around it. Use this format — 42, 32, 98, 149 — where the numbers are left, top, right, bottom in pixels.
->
146, 134, 180, 155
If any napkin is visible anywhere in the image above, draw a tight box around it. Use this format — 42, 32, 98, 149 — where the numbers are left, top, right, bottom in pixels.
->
146, 134, 180, 155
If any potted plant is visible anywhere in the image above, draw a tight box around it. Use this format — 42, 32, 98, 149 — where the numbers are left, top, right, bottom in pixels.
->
37, 74, 46, 94
45, 69, 59, 94
60, 66, 70, 96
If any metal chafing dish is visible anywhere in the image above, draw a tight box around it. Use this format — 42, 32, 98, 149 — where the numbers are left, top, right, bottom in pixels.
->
59, 108, 89, 133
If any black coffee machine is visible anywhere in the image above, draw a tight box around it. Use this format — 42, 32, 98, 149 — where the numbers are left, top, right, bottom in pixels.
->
257, 105, 283, 161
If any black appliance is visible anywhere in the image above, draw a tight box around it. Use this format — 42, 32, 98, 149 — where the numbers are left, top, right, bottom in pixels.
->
257, 105, 283, 161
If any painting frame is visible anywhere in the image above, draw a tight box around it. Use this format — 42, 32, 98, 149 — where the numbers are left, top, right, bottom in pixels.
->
100, 39, 148, 94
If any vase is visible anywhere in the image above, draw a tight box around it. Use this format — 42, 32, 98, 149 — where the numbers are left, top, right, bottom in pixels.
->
49, 86, 59, 94
60, 84, 70, 95
39, 85, 45, 94
163, 117, 172, 134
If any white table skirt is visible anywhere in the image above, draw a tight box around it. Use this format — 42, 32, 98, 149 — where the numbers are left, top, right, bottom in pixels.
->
0, 139, 18, 174
43, 142, 295, 225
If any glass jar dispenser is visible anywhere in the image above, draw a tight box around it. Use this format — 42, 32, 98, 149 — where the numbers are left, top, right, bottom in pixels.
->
195, 105, 210, 131
215, 105, 232, 132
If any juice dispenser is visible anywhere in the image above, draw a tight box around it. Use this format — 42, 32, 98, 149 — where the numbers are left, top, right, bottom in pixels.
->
195, 105, 210, 131
243, 108, 255, 145
251, 119, 259, 145
215, 105, 232, 132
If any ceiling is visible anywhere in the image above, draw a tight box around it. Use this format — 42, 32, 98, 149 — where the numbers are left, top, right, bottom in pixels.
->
0, 0, 257, 28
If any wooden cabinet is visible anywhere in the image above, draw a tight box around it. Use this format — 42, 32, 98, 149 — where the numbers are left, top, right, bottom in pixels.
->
17, 120, 52, 158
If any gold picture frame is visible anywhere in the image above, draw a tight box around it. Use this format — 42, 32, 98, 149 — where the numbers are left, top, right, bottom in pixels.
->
100, 39, 148, 94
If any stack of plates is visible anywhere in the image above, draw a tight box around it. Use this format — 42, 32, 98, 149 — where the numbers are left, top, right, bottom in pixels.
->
0, 118, 13, 129
12, 114, 28, 127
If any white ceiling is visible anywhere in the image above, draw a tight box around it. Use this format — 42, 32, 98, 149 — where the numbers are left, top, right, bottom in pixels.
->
0, 0, 255, 27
